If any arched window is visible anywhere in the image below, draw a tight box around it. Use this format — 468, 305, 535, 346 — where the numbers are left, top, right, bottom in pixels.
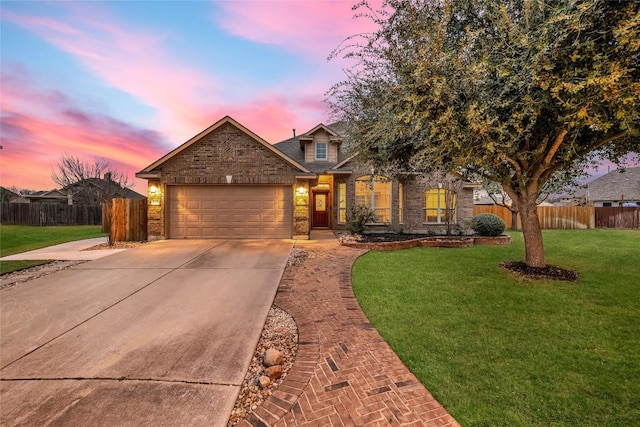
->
355, 175, 391, 223
424, 188, 457, 224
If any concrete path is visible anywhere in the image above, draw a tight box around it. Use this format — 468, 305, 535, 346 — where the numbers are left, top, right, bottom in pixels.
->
0, 237, 126, 261
0, 239, 292, 427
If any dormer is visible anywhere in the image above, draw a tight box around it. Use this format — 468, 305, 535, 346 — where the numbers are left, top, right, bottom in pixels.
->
299, 124, 343, 163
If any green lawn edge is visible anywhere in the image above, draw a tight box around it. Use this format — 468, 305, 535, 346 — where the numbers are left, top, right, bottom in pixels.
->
352, 229, 640, 427
0, 225, 104, 274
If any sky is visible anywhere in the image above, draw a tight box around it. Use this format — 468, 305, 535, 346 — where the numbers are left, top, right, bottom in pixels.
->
1, 0, 381, 194
1, 1, 636, 196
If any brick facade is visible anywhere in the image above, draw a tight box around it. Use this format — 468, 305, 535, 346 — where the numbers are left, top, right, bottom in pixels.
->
138, 117, 477, 240
143, 121, 304, 239
335, 165, 476, 234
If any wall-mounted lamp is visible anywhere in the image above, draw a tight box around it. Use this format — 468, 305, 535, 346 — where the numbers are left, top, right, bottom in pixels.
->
437, 182, 443, 189
226, 175, 233, 184
149, 185, 158, 194
297, 186, 307, 195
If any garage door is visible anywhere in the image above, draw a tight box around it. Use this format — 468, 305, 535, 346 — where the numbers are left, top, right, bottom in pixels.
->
169, 185, 292, 239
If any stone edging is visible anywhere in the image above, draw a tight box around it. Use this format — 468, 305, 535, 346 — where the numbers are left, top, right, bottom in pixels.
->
341, 234, 511, 251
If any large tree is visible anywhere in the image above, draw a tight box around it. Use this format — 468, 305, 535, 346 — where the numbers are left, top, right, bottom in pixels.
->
52, 155, 132, 205
330, 0, 639, 267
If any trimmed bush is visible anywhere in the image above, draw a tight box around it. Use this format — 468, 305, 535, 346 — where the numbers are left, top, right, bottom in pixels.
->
471, 213, 506, 236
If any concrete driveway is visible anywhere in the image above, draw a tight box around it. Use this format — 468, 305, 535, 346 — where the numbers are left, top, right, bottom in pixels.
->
0, 239, 292, 426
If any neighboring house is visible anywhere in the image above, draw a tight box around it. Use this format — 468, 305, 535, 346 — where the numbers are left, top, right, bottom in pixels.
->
136, 116, 477, 240
63, 177, 145, 205
14, 179, 144, 206
585, 167, 640, 207
473, 189, 509, 206
0, 186, 22, 203
22, 189, 70, 204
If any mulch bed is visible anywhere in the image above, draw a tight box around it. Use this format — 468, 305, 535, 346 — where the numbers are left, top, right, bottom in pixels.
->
501, 261, 579, 282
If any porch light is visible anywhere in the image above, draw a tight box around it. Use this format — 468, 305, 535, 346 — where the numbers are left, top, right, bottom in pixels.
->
149, 185, 158, 194
226, 175, 233, 184
297, 186, 307, 195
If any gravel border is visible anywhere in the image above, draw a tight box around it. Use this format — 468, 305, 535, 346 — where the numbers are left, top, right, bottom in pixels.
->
227, 305, 298, 426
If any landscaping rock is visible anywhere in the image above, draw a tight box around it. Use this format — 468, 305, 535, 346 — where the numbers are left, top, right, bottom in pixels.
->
262, 348, 283, 367
265, 365, 283, 380
257, 376, 271, 389
227, 305, 298, 426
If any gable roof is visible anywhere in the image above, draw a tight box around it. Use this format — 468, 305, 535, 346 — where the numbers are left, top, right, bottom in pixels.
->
587, 167, 640, 201
137, 116, 311, 176
274, 122, 352, 174
297, 123, 343, 146
0, 186, 21, 201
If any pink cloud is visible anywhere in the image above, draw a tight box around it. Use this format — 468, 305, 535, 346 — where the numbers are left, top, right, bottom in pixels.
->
3, 3, 217, 139
213, 1, 384, 58
0, 69, 167, 193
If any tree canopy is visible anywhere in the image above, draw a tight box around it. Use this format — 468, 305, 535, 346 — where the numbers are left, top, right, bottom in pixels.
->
330, 0, 639, 268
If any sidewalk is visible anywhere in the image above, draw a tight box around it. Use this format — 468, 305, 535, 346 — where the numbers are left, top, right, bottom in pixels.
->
241, 231, 460, 426
0, 237, 126, 261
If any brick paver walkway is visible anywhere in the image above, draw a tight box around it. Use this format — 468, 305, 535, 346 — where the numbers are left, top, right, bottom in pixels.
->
240, 232, 460, 426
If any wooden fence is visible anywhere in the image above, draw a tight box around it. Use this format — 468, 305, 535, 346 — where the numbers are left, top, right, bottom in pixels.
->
102, 198, 147, 242
1, 202, 102, 226
595, 207, 640, 229
473, 205, 640, 229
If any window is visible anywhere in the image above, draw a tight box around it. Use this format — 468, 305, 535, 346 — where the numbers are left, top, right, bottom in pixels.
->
424, 188, 457, 224
355, 175, 391, 223
338, 182, 347, 224
315, 142, 327, 160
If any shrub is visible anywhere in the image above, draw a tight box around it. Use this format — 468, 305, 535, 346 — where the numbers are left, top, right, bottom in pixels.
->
471, 213, 506, 236
347, 205, 375, 235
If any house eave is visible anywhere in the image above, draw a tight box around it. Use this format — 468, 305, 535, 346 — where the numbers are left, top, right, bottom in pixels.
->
135, 171, 162, 179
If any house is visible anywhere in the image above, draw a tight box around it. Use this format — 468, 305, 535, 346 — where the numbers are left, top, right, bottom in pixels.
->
22, 189, 70, 204
585, 167, 640, 207
0, 186, 23, 203
17, 179, 145, 206
135, 116, 477, 240
63, 177, 145, 205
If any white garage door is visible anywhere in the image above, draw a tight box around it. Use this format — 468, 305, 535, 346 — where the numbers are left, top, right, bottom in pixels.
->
169, 185, 292, 239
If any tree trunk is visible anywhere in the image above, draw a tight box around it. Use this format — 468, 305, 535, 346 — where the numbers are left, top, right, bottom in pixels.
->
510, 209, 519, 230
518, 199, 545, 268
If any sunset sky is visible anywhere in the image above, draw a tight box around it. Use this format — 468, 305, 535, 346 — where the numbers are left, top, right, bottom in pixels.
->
1, 0, 380, 193
1, 1, 635, 196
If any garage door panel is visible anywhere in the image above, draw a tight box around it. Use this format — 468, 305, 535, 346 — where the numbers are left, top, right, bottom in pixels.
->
169, 186, 291, 239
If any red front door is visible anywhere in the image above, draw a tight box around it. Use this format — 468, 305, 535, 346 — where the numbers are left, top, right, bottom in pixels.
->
312, 192, 329, 228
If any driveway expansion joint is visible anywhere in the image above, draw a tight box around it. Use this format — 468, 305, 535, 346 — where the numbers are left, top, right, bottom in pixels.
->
0, 377, 239, 387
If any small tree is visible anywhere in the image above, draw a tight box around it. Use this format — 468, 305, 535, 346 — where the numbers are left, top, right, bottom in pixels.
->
347, 204, 375, 235
51, 155, 131, 206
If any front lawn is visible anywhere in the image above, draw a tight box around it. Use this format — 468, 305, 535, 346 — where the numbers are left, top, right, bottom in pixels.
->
0, 225, 104, 274
352, 229, 640, 427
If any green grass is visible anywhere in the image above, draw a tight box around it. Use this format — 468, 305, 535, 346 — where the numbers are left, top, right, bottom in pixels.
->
352, 230, 640, 427
0, 225, 104, 274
